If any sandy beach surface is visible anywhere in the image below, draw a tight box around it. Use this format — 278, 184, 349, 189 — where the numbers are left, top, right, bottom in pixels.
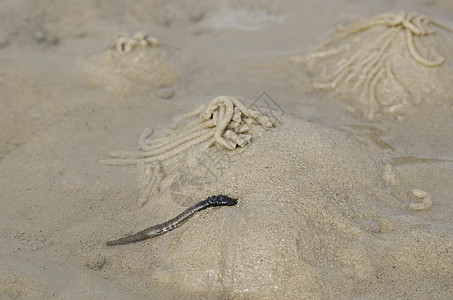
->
1, 1, 453, 299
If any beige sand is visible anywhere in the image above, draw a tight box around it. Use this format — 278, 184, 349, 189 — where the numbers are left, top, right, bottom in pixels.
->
1, 1, 452, 299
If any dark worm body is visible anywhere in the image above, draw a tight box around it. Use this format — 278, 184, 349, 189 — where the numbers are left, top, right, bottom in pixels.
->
106, 195, 237, 246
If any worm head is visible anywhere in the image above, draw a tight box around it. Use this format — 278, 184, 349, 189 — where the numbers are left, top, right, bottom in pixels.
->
208, 195, 238, 207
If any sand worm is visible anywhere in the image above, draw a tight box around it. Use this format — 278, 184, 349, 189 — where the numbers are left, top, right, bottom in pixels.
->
106, 195, 237, 246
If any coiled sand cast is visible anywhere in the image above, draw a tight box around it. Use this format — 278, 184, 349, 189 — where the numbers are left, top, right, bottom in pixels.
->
83, 31, 178, 94
293, 12, 453, 120
100, 96, 276, 206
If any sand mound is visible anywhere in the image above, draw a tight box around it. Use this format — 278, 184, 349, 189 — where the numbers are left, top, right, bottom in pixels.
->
82, 32, 178, 95
93, 114, 452, 299
293, 12, 453, 120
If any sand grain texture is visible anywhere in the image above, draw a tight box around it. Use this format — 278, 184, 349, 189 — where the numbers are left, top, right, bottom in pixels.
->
1, 0, 452, 299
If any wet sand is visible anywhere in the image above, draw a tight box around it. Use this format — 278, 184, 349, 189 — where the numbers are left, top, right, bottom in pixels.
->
1, 1, 452, 299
